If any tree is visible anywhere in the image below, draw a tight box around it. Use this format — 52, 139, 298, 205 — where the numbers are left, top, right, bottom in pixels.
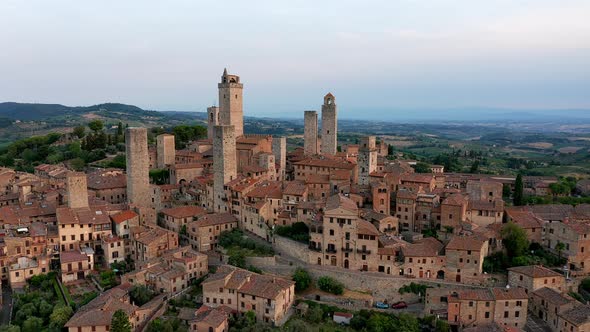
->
469, 160, 479, 173
367, 313, 395, 332
413, 162, 431, 173
555, 242, 566, 260
436, 319, 450, 332
397, 313, 420, 332
21, 317, 43, 332
73, 126, 86, 138
501, 222, 529, 258
111, 309, 132, 332
317, 276, 344, 295
228, 250, 246, 268
514, 174, 524, 206
292, 268, 312, 292
117, 122, 123, 136
0, 325, 20, 332
88, 120, 104, 132
49, 304, 73, 329
305, 305, 324, 323
129, 285, 155, 306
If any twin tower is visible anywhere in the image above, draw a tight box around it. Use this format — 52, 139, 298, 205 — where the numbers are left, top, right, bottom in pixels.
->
304, 93, 338, 155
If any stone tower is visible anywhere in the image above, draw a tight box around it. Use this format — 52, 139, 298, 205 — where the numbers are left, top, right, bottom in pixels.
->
321, 93, 338, 155
272, 137, 286, 180
358, 136, 377, 186
125, 127, 151, 208
156, 133, 175, 169
372, 181, 390, 215
218, 69, 244, 137
207, 106, 219, 140
213, 125, 237, 213
259, 153, 276, 181
66, 172, 89, 209
304, 110, 319, 155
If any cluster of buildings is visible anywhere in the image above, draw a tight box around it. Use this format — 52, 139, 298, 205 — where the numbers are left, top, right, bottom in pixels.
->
2, 68, 590, 331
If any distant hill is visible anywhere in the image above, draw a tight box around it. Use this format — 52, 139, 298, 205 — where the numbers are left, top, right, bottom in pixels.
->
0, 102, 181, 121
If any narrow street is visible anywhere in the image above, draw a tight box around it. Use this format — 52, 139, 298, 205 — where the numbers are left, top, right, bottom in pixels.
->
1, 286, 13, 325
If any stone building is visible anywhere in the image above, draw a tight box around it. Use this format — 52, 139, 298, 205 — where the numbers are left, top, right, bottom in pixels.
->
401, 237, 445, 279
218, 69, 244, 137
371, 181, 390, 215
448, 288, 528, 329
304, 110, 319, 155
202, 265, 295, 326
557, 304, 590, 332
60, 248, 95, 283
213, 125, 237, 213
440, 193, 469, 233
187, 213, 239, 252
66, 172, 89, 209
132, 226, 179, 262
507, 265, 565, 294
125, 127, 153, 224
156, 133, 176, 169
101, 235, 125, 267
320, 93, 337, 155
445, 235, 488, 283
309, 194, 380, 271
529, 287, 575, 331
87, 169, 127, 204
542, 219, 590, 275
272, 136, 287, 180
207, 106, 220, 140
358, 136, 377, 186
160, 205, 207, 233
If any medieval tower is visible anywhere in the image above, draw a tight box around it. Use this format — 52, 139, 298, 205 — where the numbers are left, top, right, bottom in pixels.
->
304, 110, 319, 155
358, 136, 377, 186
272, 136, 287, 180
321, 93, 337, 155
207, 106, 219, 140
156, 133, 175, 168
66, 172, 89, 209
213, 125, 237, 213
372, 181, 390, 215
218, 69, 244, 137
125, 127, 151, 208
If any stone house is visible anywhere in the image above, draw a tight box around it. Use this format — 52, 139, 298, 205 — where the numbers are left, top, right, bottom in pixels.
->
542, 219, 590, 274
202, 265, 295, 326
132, 226, 178, 262
60, 248, 94, 284
160, 205, 207, 233
507, 265, 566, 295
529, 287, 575, 331
445, 235, 489, 284
187, 213, 238, 252
401, 237, 445, 279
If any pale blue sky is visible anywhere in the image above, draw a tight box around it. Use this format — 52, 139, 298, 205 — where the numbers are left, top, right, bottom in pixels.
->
1, 0, 589, 119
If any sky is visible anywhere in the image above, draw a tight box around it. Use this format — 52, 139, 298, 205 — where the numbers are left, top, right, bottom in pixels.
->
1, 0, 589, 119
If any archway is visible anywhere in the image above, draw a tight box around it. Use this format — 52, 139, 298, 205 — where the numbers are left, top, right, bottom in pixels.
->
344, 259, 349, 269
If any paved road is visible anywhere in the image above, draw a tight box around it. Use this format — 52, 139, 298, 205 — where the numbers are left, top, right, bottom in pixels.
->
1, 286, 13, 325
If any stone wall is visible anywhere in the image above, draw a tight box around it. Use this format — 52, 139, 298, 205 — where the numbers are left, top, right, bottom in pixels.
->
66, 172, 89, 209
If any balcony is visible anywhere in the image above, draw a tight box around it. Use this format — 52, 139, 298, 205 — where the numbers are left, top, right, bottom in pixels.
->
341, 247, 353, 253
357, 249, 371, 254
308, 245, 322, 252
326, 247, 337, 254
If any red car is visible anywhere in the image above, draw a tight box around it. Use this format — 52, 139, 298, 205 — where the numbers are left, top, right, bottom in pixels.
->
391, 301, 408, 309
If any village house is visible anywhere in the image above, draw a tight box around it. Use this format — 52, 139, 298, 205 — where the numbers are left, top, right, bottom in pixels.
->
132, 226, 179, 262
445, 235, 488, 284
401, 237, 445, 279
448, 288, 528, 329
160, 205, 207, 233
202, 265, 295, 326
187, 213, 238, 252
529, 287, 575, 331
507, 265, 566, 294
60, 248, 94, 284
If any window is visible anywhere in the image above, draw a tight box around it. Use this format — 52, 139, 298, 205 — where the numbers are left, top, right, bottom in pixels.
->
515, 311, 520, 318
485, 312, 490, 318
504, 311, 509, 318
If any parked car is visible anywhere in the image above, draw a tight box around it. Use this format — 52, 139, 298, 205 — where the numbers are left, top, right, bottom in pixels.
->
374, 301, 390, 309
391, 301, 408, 309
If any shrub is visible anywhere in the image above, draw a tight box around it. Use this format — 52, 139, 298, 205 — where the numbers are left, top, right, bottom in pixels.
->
292, 268, 312, 292
317, 276, 344, 295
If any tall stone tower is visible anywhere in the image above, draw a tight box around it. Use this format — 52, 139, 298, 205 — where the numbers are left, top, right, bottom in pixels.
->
207, 106, 219, 140
304, 110, 319, 155
213, 125, 237, 213
259, 153, 276, 181
156, 133, 175, 169
358, 136, 377, 186
66, 172, 89, 209
321, 93, 337, 155
218, 69, 244, 137
372, 181, 390, 215
125, 127, 150, 208
272, 137, 286, 180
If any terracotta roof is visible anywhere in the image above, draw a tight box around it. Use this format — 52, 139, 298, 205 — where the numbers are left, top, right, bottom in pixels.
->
325, 194, 358, 212
401, 173, 434, 184
442, 193, 468, 206
111, 210, 138, 224
334, 312, 353, 318
245, 181, 283, 199
87, 170, 126, 190
203, 265, 294, 300
396, 189, 417, 200
60, 250, 89, 263
402, 237, 443, 257
161, 206, 207, 219
305, 174, 330, 184
294, 158, 356, 170
453, 289, 494, 301
194, 213, 238, 227
283, 181, 307, 196
559, 304, 590, 326
65, 286, 137, 328
468, 199, 504, 212
507, 265, 563, 278
532, 287, 573, 306
446, 235, 486, 251
491, 287, 528, 300
505, 208, 543, 229
357, 219, 379, 236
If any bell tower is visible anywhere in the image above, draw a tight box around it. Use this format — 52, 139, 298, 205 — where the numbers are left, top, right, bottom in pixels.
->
218, 68, 244, 137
